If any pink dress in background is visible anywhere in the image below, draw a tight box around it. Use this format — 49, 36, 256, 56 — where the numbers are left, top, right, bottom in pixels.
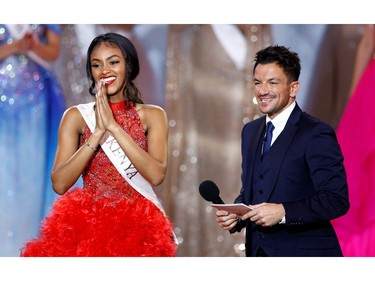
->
332, 58, 375, 256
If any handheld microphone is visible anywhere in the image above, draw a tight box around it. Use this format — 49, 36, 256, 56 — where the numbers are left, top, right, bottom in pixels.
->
199, 180, 224, 204
199, 180, 237, 234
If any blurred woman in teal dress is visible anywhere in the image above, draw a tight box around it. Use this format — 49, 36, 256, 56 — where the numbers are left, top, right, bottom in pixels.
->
0, 24, 66, 256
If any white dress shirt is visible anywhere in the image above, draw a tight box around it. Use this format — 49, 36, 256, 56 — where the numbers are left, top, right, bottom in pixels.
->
265, 101, 296, 224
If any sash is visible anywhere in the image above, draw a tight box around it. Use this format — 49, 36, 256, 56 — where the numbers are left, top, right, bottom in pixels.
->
76, 102, 178, 244
76, 102, 168, 211
6, 24, 52, 70
77, 102, 178, 244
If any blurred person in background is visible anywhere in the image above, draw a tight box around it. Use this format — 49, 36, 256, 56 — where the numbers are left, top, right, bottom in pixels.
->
0, 24, 65, 256
332, 24, 375, 256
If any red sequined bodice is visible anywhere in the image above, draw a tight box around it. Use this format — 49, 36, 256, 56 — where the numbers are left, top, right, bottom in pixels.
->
80, 101, 147, 199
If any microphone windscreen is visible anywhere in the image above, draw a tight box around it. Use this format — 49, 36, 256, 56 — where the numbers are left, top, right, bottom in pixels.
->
199, 180, 220, 202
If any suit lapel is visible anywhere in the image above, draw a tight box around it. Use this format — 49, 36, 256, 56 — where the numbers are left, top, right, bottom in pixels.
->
243, 117, 266, 204
258, 105, 302, 201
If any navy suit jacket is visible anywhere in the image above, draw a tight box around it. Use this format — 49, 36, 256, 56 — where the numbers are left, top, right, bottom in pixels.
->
234, 104, 350, 256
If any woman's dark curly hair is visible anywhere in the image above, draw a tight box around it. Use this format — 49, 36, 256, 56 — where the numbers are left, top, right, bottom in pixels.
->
86, 32, 143, 106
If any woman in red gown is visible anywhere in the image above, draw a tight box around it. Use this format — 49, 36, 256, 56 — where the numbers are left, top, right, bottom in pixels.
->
20, 32, 177, 257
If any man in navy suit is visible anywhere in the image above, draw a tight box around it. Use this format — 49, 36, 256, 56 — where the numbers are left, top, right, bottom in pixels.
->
216, 45, 350, 257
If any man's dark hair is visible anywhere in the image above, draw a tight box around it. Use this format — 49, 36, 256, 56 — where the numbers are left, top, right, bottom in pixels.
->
253, 45, 301, 82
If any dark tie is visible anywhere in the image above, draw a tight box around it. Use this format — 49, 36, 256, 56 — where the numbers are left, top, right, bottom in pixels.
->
262, 121, 274, 158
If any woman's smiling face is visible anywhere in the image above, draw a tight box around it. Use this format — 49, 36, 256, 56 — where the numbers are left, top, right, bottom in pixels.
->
90, 42, 127, 98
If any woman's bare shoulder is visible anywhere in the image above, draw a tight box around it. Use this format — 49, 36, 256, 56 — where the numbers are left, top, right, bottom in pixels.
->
60, 106, 86, 133
62, 106, 82, 120
136, 103, 166, 116
136, 103, 167, 131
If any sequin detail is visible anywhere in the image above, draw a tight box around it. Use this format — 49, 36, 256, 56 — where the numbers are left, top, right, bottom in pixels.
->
81, 102, 147, 202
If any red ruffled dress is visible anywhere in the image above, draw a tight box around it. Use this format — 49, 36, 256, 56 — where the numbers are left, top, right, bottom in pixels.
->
20, 101, 177, 257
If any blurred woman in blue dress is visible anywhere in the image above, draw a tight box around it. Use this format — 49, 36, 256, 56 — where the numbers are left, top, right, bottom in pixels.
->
0, 24, 66, 256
